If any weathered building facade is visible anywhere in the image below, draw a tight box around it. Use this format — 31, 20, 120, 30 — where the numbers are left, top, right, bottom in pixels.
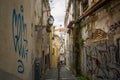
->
0, 0, 51, 80
81, 0, 120, 79
65, 0, 120, 79
64, 0, 81, 75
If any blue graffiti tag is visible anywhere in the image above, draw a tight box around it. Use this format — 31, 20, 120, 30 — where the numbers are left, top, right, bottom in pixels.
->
12, 5, 28, 61
18, 59, 24, 73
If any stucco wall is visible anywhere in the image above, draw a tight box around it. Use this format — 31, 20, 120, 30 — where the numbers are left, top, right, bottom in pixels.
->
0, 0, 43, 80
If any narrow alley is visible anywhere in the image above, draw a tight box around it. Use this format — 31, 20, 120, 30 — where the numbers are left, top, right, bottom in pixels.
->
0, 0, 120, 80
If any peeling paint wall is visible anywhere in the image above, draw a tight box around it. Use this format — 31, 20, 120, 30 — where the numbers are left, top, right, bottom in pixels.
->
81, 1, 120, 43
81, 0, 120, 79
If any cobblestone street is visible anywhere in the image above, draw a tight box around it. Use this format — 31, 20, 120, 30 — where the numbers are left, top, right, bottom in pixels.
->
40, 66, 78, 80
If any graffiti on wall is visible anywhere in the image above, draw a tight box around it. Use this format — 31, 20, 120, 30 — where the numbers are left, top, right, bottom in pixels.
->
12, 5, 28, 74
18, 59, 24, 73
84, 40, 120, 79
109, 21, 120, 32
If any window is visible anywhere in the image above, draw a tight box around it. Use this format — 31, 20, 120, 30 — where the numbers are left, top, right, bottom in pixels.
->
52, 48, 54, 55
81, 0, 89, 11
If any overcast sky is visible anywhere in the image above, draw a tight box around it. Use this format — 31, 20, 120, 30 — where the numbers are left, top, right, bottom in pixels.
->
49, 0, 67, 27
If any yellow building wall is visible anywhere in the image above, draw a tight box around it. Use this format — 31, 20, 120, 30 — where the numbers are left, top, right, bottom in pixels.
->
51, 47, 58, 68
51, 42, 60, 68
50, 27, 53, 68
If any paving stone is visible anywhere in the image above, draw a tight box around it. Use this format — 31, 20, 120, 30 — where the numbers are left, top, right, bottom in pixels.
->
40, 66, 78, 80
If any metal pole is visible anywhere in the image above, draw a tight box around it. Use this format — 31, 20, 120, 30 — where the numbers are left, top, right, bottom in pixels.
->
57, 61, 60, 80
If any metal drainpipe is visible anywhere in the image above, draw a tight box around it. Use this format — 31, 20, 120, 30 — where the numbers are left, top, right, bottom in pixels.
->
75, 0, 111, 23
75, 0, 78, 20
41, 0, 43, 25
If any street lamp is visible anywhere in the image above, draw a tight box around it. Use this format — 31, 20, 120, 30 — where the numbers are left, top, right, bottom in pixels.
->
48, 15, 54, 26
46, 15, 54, 33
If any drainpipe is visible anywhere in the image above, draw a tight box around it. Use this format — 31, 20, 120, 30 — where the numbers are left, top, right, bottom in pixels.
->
41, 0, 43, 25
75, 0, 111, 23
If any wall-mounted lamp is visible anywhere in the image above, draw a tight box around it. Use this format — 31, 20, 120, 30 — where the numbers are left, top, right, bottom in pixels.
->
46, 15, 54, 33
48, 15, 54, 26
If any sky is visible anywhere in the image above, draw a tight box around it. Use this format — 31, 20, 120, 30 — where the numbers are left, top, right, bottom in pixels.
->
49, 0, 67, 27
